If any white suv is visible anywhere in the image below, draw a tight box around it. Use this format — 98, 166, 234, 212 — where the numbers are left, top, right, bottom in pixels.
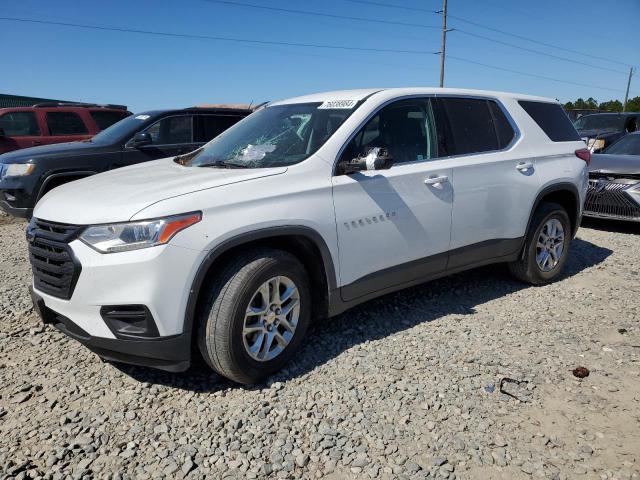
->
28, 88, 589, 384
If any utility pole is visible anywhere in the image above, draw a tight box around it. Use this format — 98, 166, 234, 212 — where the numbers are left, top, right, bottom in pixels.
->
438, 0, 448, 88
623, 67, 634, 112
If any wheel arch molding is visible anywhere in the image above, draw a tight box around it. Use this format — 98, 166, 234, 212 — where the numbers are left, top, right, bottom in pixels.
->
527, 182, 581, 238
182, 225, 338, 341
36, 170, 98, 202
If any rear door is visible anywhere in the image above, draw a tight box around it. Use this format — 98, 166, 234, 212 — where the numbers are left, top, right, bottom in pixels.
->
44, 110, 92, 145
332, 97, 453, 301
121, 114, 195, 167
193, 113, 246, 148
434, 96, 539, 269
0, 111, 43, 153
89, 110, 131, 132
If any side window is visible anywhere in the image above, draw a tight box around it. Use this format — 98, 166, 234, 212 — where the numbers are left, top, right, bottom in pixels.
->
342, 99, 439, 165
438, 98, 499, 155
90, 111, 130, 130
518, 101, 580, 142
194, 115, 245, 143
0, 112, 41, 136
145, 116, 193, 145
46, 112, 88, 135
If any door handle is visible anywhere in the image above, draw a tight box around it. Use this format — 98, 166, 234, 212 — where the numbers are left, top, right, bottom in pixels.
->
516, 161, 534, 171
424, 175, 449, 185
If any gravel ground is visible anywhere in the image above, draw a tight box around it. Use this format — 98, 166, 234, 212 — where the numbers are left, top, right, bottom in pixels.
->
1, 210, 639, 480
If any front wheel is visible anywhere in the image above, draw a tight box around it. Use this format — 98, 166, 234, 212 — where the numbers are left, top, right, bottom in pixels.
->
197, 248, 311, 384
508, 202, 571, 285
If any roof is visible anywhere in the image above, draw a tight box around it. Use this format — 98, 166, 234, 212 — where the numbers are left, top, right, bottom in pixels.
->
269, 87, 558, 106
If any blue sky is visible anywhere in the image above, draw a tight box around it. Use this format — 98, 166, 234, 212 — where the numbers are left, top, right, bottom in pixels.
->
1, 0, 639, 112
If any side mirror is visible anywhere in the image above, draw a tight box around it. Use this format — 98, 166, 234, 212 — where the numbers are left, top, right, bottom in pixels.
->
131, 132, 152, 148
341, 147, 393, 174
0, 127, 5, 137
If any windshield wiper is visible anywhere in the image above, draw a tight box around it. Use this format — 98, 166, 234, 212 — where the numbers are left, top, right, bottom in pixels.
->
198, 160, 251, 169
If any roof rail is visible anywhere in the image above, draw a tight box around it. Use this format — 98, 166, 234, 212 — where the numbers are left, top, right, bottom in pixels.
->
32, 102, 128, 110
190, 103, 263, 111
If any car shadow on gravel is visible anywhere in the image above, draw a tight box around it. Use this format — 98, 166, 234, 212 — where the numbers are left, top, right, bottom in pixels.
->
116, 237, 612, 391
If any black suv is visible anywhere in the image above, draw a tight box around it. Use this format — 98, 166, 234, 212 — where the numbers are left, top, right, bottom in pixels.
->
0, 105, 253, 218
573, 112, 640, 152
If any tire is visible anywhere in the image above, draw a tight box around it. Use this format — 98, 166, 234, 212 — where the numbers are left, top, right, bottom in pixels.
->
508, 202, 571, 285
197, 248, 311, 384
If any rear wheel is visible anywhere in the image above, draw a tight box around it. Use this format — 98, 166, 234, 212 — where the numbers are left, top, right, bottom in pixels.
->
508, 202, 571, 285
197, 248, 311, 384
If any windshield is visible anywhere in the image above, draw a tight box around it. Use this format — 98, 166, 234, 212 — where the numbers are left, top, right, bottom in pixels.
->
183, 102, 358, 168
90, 114, 155, 144
603, 134, 640, 156
573, 114, 626, 133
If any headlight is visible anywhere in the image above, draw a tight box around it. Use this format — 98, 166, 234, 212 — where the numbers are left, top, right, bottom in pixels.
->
587, 139, 605, 152
79, 212, 201, 253
5, 163, 35, 177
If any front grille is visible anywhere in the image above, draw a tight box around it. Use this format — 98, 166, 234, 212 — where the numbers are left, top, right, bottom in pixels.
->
585, 179, 640, 220
28, 219, 82, 300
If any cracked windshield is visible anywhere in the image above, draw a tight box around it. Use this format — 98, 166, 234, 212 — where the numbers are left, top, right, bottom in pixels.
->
183, 102, 357, 168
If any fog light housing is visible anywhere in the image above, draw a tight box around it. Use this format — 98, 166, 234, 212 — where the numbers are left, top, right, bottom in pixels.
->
100, 305, 159, 339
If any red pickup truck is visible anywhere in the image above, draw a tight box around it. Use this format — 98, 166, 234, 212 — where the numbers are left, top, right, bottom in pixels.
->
0, 103, 131, 154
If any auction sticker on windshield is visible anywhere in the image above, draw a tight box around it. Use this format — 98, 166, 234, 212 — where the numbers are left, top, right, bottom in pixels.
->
318, 100, 358, 109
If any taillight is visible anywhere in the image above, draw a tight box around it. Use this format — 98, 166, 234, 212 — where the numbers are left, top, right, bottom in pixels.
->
575, 148, 591, 165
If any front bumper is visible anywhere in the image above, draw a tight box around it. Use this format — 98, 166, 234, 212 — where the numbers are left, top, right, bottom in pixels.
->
28, 232, 207, 372
0, 199, 32, 218
583, 211, 640, 222
31, 288, 191, 372
584, 178, 640, 222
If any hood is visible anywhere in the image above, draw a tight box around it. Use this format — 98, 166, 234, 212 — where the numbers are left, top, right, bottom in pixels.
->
589, 154, 640, 175
0, 140, 106, 164
34, 157, 287, 224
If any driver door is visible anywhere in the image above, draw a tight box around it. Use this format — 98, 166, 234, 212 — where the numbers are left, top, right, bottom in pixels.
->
331, 98, 453, 302
120, 115, 196, 168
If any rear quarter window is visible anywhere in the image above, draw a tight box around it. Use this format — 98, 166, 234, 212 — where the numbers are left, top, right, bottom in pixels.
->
519, 101, 580, 142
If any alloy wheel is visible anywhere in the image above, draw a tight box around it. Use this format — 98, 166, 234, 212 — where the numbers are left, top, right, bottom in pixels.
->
242, 276, 300, 362
535, 218, 565, 272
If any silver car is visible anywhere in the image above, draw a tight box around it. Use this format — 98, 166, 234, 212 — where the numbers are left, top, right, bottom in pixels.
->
585, 132, 640, 222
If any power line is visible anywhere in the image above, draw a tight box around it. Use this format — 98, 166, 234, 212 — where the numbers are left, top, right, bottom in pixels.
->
344, 0, 434, 13
203, 0, 631, 75
455, 29, 628, 75
445, 13, 634, 68
0, 16, 631, 97
347, 0, 635, 68
0, 16, 439, 55
448, 55, 625, 93
202, 0, 440, 29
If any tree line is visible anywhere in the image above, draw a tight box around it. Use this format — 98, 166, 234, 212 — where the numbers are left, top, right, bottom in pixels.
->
564, 96, 640, 112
